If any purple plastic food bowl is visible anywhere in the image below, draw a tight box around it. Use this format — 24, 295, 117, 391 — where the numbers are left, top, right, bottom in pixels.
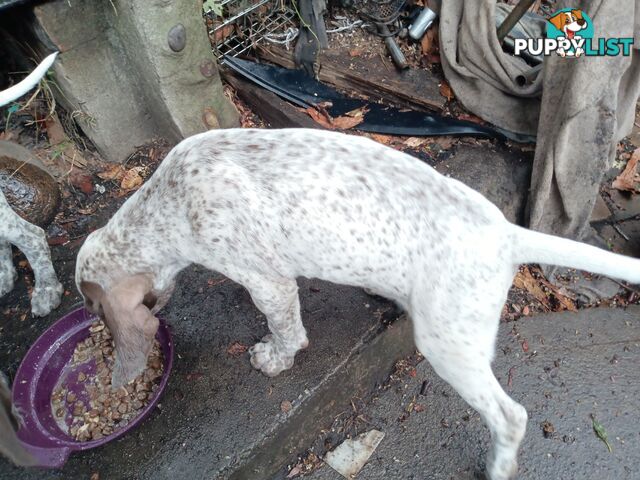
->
11, 306, 173, 468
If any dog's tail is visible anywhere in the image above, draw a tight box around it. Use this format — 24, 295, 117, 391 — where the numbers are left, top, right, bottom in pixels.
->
509, 224, 640, 284
0, 52, 58, 108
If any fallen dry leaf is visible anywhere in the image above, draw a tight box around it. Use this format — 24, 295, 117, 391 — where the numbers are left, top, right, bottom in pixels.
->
331, 114, 365, 130
226, 342, 249, 357
432, 136, 456, 150
513, 267, 551, 311
69, 171, 94, 195
439, 81, 454, 101
287, 465, 302, 478
45, 113, 68, 146
612, 147, 640, 193
368, 133, 396, 145
212, 23, 235, 43
344, 106, 368, 119
97, 164, 126, 181
305, 106, 334, 129
457, 113, 484, 124
404, 137, 429, 148
420, 27, 439, 58
349, 48, 363, 57
280, 400, 292, 414
47, 235, 69, 246
535, 274, 577, 311
120, 166, 144, 191
304, 106, 365, 130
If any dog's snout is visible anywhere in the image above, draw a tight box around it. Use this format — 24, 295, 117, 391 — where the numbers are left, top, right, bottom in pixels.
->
577, 18, 586, 26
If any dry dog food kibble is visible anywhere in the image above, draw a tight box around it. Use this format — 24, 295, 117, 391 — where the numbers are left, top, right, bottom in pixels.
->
50, 320, 163, 441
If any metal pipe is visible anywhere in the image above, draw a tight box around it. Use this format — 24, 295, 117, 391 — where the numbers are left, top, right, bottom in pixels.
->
377, 23, 408, 70
496, 0, 537, 42
515, 63, 543, 86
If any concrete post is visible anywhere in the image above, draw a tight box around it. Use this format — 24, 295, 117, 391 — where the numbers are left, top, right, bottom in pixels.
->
33, 0, 239, 163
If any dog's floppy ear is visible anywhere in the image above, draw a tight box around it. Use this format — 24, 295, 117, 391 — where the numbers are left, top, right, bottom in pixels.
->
80, 280, 105, 315
0, 372, 36, 466
571, 9, 584, 21
101, 274, 159, 388
548, 12, 566, 31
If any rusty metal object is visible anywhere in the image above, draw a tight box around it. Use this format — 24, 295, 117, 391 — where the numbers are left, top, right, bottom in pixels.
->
168, 24, 187, 52
0, 156, 60, 228
202, 107, 220, 129
200, 59, 217, 78
496, 0, 537, 42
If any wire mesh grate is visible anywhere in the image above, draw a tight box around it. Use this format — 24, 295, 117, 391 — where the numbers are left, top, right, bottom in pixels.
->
204, 1, 297, 58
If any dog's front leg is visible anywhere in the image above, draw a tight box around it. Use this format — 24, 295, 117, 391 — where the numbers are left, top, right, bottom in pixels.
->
2, 204, 62, 316
236, 271, 309, 376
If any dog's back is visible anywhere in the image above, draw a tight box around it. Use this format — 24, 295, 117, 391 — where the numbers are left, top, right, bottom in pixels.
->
106, 128, 506, 302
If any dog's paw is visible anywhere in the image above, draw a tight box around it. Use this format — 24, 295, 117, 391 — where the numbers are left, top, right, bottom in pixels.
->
0, 266, 17, 297
30, 280, 63, 317
249, 335, 296, 377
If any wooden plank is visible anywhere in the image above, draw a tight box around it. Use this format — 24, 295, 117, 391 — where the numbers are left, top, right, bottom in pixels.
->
221, 69, 322, 129
257, 46, 446, 112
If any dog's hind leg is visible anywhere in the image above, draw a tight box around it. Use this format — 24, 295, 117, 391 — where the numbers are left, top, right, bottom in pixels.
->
0, 241, 16, 297
0, 194, 62, 316
410, 268, 526, 480
231, 270, 309, 376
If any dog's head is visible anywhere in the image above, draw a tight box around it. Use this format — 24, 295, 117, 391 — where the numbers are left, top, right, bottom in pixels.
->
549, 9, 587, 38
79, 275, 160, 388
76, 230, 162, 388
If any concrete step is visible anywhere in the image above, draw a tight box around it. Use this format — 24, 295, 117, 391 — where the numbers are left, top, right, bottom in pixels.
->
305, 306, 640, 480
0, 266, 412, 480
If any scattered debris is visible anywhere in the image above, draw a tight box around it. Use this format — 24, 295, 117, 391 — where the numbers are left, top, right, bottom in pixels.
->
280, 400, 293, 414
303, 105, 365, 130
324, 429, 385, 479
541, 420, 555, 438
119, 166, 144, 192
507, 366, 516, 389
97, 163, 149, 196
439, 81, 454, 101
226, 342, 249, 357
68, 170, 93, 195
513, 266, 552, 311
591, 415, 613, 453
286, 452, 323, 478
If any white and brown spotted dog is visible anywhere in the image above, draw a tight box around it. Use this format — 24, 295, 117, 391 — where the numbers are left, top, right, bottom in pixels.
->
549, 9, 588, 57
76, 128, 640, 480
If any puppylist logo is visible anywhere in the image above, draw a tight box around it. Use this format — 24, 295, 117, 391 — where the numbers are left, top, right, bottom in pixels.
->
514, 8, 634, 58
